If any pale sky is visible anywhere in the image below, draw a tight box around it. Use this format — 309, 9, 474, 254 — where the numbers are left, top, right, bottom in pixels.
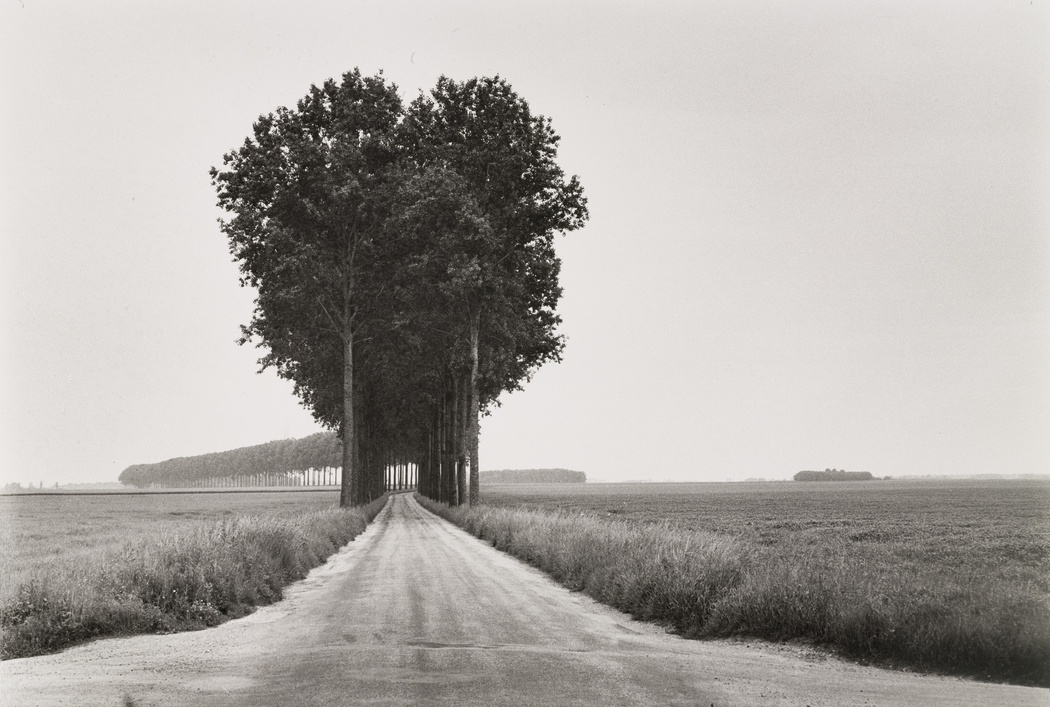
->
1, 0, 1047, 486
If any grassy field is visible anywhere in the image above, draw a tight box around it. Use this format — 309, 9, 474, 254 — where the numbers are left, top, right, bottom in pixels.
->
481, 479, 1050, 584
0, 490, 380, 659
423, 478, 1050, 686
0, 490, 343, 601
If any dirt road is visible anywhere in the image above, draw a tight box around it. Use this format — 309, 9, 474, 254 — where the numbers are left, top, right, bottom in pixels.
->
2, 493, 1046, 706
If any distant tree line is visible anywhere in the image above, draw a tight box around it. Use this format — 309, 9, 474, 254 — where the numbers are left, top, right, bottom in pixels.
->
119, 433, 344, 488
2, 482, 57, 494
118, 432, 582, 491
481, 469, 586, 484
793, 469, 874, 482
210, 70, 587, 507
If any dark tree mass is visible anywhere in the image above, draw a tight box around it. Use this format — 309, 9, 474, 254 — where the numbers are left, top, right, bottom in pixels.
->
208, 70, 587, 507
116, 434, 584, 490
481, 469, 586, 484
793, 469, 875, 482
119, 433, 342, 488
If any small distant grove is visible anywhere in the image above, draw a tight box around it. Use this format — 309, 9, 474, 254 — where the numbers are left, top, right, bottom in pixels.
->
793, 469, 875, 481
483, 469, 585, 484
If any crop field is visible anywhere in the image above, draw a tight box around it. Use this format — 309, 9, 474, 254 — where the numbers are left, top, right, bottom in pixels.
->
0, 490, 343, 601
481, 479, 1050, 583
426, 478, 1050, 686
0, 489, 375, 659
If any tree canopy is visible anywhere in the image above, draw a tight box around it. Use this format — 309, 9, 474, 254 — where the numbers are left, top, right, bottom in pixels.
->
211, 70, 587, 507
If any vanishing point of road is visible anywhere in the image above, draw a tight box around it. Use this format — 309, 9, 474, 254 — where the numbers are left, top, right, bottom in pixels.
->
2, 493, 1046, 706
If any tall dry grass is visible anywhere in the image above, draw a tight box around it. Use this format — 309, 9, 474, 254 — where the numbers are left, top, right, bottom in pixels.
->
418, 495, 1050, 687
1, 496, 387, 659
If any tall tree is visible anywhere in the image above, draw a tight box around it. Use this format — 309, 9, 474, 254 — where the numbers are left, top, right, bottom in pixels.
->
211, 71, 586, 508
210, 69, 402, 507
400, 76, 588, 505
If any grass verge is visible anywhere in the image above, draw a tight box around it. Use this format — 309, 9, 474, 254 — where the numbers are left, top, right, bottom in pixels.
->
417, 494, 1050, 687
1, 495, 388, 659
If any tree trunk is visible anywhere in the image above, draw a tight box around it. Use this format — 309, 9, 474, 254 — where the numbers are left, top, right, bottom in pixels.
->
340, 329, 356, 508
427, 423, 437, 498
438, 401, 447, 503
457, 373, 468, 506
445, 386, 457, 504
468, 308, 481, 506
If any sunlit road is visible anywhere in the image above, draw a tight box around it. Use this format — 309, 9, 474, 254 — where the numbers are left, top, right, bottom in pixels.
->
2, 493, 1047, 706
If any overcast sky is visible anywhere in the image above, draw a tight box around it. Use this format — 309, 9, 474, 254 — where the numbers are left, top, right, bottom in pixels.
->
1, 0, 1047, 486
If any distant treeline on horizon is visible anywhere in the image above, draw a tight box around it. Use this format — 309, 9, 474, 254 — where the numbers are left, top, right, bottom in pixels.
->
793, 469, 874, 482
117, 432, 584, 488
481, 469, 586, 484
119, 432, 342, 488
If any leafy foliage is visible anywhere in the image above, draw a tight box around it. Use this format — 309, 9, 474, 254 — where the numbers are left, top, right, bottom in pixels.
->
211, 70, 587, 506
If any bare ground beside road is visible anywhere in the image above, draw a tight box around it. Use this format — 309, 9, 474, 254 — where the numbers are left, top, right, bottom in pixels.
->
2, 494, 1047, 706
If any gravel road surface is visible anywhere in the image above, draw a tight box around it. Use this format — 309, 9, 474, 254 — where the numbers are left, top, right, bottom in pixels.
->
2, 493, 1046, 706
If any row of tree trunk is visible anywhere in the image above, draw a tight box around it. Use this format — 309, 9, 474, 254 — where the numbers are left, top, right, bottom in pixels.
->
165, 469, 341, 488
339, 367, 477, 506
137, 465, 420, 490
416, 372, 475, 505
